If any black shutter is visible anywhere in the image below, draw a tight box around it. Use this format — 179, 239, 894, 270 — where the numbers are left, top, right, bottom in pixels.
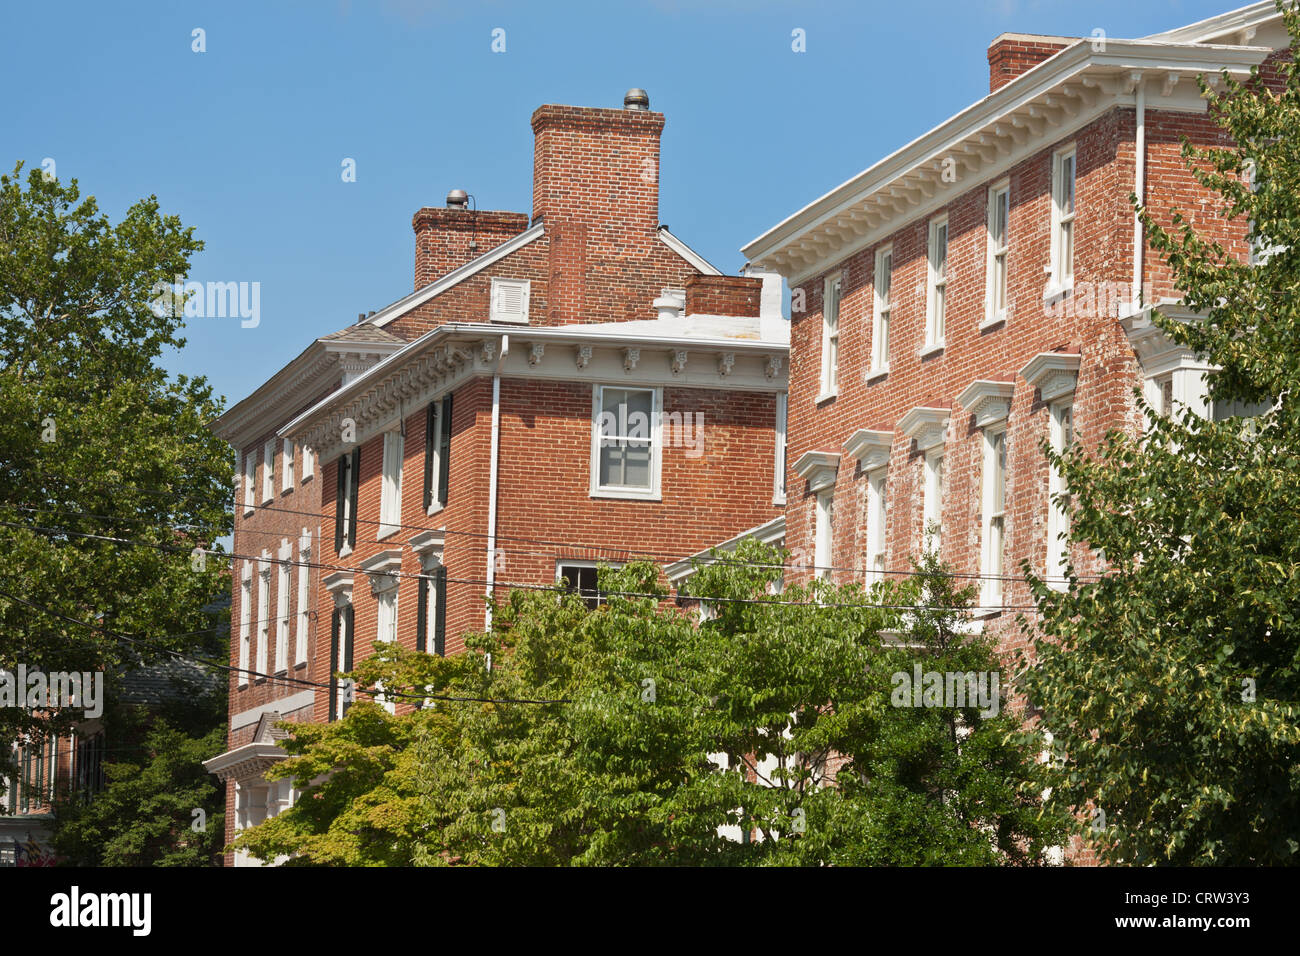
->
329, 608, 340, 721
334, 454, 346, 553
342, 604, 355, 717
347, 448, 360, 549
436, 395, 452, 507
433, 565, 447, 656
422, 402, 436, 512
416, 574, 428, 654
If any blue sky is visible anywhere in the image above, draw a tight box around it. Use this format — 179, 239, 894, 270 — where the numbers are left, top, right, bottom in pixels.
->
1, 0, 1236, 408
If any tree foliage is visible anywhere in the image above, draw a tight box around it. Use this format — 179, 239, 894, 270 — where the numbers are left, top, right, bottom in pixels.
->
238, 544, 1065, 866
1023, 2, 1300, 865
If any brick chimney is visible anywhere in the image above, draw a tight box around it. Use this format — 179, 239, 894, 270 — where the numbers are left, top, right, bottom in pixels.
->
685, 275, 762, 317
412, 203, 531, 289
531, 94, 666, 323
987, 34, 1075, 93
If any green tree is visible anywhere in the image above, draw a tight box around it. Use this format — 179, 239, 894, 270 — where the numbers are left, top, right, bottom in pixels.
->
238, 545, 1064, 866
0, 162, 231, 775
1024, 2, 1300, 865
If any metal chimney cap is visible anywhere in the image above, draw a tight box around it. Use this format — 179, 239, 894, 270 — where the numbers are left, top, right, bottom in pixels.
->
446, 189, 469, 209
624, 88, 650, 110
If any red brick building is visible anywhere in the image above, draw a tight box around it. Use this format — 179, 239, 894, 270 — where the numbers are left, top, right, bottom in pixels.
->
204, 91, 789, 864
740, 1, 1287, 670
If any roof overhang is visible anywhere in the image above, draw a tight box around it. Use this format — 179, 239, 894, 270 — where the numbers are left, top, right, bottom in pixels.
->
664, 515, 786, 585
742, 37, 1273, 284
202, 742, 286, 783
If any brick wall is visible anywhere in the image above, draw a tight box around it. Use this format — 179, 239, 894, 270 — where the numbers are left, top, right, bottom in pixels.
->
685, 274, 763, 316
412, 207, 532, 289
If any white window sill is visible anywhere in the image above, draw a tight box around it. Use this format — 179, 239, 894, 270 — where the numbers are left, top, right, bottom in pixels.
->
243, 507, 255, 517
301, 474, 314, 484
1043, 279, 1074, 305
489, 315, 530, 325
591, 489, 661, 502
773, 494, 787, 506
815, 390, 838, 405
918, 342, 945, 359
865, 366, 889, 383
339, 544, 353, 559
979, 314, 1006, 332
377, 523, 399, 541
281, 485, 294, 496
427, 502, 446, 517
971, 604, 1003, 620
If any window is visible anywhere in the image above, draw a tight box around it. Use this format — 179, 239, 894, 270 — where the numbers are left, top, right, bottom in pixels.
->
774, 392, 787, 504
334, 449, 359, 554
986, 182, 1010, 326
871, 247, 892, 375
256, 555, 270, 678
243, 452, 256, 516
380, 431, 403, 539
1050, 147, 1076, 292
558, 562, 616, 610
238, 564, 252, 687
423, 397, 452, 512
592, 386, 660, 498
302, 444, 314, 482
328, 604, 354, 721
1158, 375, 1176, 418
814, 490, 834, 580
275, 550, 291, 673
866, 468, 888, 583
375, 589, 399, 714
819, 275, 842, 398
262, 441, 275, 501
281, 439, 295, 492
981, 429, 1008, 607
295, 531, 311, 667
924, 452, 944, 553
925, 216, 948, 351
489, 278, 531, 323
1047, 402, 1074, 590
417, 565, 447, 655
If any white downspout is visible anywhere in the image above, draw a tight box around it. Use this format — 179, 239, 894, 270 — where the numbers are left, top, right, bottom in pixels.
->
485, 333, 508, 630
1132, 73, 1146, 311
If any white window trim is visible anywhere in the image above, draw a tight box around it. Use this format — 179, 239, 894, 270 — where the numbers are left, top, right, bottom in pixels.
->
814, 489, 834, 580
817, 274, 842, 401
489, 277, 531, 324
589, 384, 663, 501
281, 439, 295, 493
275, 548, 291, 674
865, 467, 887, 585
238, 563, 252, 687
924, 215, 948, 353
774, 392, 787, 505
978, 426, 1008, 612
923, 450, 944, 555
295, 530, 311, 666
984, 180, 1011, 329
243, 453, 256, 516
427, 399, 445, 516
1049, 145, 1076, 298
870, 247, 892, 377
302, 445, 315, 482
262, 441, 275, 502
379, 431, 403, 539
1046, 401, 1073, 591
256, 553, 271, 678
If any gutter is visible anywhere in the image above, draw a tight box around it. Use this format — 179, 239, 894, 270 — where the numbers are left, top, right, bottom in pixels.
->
1133, 73, 1146, 308
485, 333, 508, 630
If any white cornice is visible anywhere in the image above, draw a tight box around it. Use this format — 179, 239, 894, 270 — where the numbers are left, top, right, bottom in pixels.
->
1019, 352, 1082, 403
323, 571, 354, 608
898, 407, 950, 453
742, 38, 1272, 282
793, 449, 840, 493
1143, 2, 1277, 44
360, 549, 403, 595
844, 428, 893, 471
956, 380, 1015, 428
368, 223, 546, 328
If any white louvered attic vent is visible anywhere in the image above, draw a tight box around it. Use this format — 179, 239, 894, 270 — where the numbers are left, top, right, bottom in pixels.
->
490, 278, 530, 324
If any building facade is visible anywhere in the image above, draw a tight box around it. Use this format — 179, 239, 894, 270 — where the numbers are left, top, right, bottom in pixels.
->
741, 2, 1287, 670
205, 91, 789, 864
